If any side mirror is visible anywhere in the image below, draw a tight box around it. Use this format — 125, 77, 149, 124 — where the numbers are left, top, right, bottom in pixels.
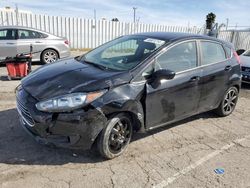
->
236, 49, 245, 56
152, 69, 175, 81
150, 69, 175, 88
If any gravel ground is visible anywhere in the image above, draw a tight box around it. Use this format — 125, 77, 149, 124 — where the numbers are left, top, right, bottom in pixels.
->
0, 60, 250, 188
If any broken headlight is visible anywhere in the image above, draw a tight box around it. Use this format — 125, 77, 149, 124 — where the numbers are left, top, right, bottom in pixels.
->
36, 91, 106, 112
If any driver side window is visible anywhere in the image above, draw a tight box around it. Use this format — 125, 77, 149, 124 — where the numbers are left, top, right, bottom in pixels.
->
156, 41, 197, 72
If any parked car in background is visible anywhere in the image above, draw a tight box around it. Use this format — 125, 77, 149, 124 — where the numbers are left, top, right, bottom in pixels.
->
240, 50, 250, 84
0, 26, 70, 63
16, 32, 241, 159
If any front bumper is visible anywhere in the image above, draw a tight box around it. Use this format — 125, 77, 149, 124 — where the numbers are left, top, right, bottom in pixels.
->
16, 87, 107, 150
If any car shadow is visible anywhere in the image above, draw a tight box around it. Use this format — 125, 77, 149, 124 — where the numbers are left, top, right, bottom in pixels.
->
0, 108, 104, 165
0, 76, 9, 81
132, 111, 218, 141
0, 108, 220, 165
241, 83, 250, 89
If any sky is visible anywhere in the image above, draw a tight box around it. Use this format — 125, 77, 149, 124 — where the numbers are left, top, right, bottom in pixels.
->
0, 0, 250, 28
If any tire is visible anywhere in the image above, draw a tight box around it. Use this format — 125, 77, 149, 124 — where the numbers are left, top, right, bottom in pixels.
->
41, 49, 59, 64
214, 86, 239, 117
97, 113, 133, 159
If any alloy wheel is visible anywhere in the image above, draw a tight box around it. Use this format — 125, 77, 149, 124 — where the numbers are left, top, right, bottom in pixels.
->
44, 51, 58, 63
222, 88, 238, 114
108, 118, 132, 154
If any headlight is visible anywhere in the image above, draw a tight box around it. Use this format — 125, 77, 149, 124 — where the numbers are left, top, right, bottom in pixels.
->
36, 90, 106, 112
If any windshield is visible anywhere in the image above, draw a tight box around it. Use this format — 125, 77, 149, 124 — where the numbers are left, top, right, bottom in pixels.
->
80, 35, 166, 71
243, 50, 250, 57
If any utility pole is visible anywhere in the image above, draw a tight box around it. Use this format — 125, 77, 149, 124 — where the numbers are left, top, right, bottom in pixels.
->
226, 18, 229, 30
133, 7, 137, 23
15, 3, 19, 25
93, 9, 96, 20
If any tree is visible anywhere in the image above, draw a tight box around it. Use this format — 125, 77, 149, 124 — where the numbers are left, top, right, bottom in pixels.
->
111, 18, 119, 22
206, 12, 216, 30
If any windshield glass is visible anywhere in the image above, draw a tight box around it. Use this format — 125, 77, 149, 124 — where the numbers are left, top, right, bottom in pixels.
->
243, 50, 250, 57
80, 35, 166, 71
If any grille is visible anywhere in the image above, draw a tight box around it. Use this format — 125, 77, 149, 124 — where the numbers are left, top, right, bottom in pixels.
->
16, 94, 35, 127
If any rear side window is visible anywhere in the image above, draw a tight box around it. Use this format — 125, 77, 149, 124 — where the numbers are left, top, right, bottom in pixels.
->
156, 41, 197, 72
200, 41, 226, 65
18, 29, 46, 39
0, 29, 16, 40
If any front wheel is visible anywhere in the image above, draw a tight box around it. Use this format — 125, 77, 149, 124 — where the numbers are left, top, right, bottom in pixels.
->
97, 113, 133, 159
214, 86, 239, 117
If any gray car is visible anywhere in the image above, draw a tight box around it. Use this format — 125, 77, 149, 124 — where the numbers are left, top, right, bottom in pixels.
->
240, 50, 250, 83
0, 26, 70, 63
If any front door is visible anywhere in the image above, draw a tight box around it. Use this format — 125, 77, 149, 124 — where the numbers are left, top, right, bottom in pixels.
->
0, 29, 17, 59
144, 41, 202, 129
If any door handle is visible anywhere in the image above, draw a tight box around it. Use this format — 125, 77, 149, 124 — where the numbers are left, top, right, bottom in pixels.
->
6, 42, 15, 45
189, 76, 200, 82
35, 41, 42, 43
225, 65, 232, 71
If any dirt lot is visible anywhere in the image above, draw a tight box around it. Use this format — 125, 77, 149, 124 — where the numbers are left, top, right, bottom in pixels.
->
1, 60, 250, 188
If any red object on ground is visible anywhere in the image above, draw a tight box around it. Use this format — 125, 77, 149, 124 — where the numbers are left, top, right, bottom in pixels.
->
6, 62, 28, 79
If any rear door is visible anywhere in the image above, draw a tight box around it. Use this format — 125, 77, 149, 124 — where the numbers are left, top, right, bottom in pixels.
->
17, 29, 47, 60
0, 28, 17, 59
144, 41, 202, 129
197, 40, 229, 112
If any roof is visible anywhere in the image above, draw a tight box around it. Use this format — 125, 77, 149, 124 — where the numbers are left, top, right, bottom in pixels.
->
0, 25, 49, 34
134, 32, 226, 43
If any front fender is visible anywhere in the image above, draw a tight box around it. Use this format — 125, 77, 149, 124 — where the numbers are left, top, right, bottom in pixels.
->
92, 83, 146, 132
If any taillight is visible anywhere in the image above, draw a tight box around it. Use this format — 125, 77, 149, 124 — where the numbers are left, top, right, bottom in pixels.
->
233, 51, 241, 65
64, 40, 69, 45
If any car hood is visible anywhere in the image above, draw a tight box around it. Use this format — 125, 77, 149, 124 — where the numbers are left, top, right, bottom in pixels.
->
21, 58, 132, 101
240, 55, 250, 67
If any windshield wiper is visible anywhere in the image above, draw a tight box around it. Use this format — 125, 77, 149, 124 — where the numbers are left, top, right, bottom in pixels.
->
83, 60, 110, 70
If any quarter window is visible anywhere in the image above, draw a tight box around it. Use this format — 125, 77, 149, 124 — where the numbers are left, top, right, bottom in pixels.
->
156, 41, 197, 72
224, 46, 232, 58
200, 42, 226, 65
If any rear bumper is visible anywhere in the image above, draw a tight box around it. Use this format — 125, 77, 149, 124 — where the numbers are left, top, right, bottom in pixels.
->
59, 49, 71, 59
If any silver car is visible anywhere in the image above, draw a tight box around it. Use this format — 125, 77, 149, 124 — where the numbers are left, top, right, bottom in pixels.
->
0, 26, 70, 63
240, 50, 250, 84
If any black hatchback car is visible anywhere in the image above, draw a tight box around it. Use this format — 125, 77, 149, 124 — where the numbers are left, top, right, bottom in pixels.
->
16, 32, 241, 159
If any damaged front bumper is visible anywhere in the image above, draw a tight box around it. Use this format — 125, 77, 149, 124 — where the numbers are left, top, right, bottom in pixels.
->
16, 87, 107, 150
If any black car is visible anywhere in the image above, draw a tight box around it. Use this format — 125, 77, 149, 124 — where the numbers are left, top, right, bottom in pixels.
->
16, 32, 241, 159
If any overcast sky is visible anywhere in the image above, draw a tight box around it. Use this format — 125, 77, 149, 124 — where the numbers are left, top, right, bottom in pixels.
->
0, 0, 250, 28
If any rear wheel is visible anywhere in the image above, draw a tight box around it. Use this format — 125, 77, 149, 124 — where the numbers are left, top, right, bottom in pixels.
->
97, 113, 133, 159
41, 49, 59, 64
214, 87, 239, 117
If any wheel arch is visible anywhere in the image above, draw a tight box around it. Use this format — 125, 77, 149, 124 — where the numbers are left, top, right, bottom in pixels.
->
104, 100, 145, 133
